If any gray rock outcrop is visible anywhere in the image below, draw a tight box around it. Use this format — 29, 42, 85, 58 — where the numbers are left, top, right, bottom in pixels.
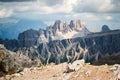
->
20, 30, 120, 64
0, 44, 32, 77
66, 59, 85, 73
110, 64, 120, 79
18, 29, 40, 47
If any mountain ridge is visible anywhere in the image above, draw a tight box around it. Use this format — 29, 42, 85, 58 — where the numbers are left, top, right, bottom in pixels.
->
18, 20, 90, 47
18, 29, 120, 64
0, 19, 47, 39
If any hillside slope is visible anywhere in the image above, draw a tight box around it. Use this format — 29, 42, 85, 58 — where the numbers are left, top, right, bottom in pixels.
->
0, 60, 119, 80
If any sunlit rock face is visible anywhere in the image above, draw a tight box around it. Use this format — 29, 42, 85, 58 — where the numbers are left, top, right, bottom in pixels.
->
44, 20, 89, 42
18, 20, 90, 47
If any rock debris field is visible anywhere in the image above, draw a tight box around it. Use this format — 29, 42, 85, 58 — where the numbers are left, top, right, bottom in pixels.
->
0, 60, 120, 80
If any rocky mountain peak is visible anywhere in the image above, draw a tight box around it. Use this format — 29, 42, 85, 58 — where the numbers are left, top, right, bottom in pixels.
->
54, 20, 61, 24
102, 25, 110, 32
38, 29, 45, 35
52, 20, 87, 32
18, 20, 90, 47
0, 44, 5, 50
69, 20, 86, 31
53, 20, 64, 31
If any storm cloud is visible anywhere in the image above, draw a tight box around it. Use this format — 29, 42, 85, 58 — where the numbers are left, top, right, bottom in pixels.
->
0, 0, 35, 2
73, 0, 120, 13
0, 0, 63, 6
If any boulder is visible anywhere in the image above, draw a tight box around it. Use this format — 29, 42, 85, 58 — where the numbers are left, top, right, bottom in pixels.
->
110, 64, 120, 79
0, 44, 32, 77
66, 59, 85, 73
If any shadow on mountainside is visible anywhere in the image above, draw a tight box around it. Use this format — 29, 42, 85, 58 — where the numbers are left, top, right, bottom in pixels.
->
92, 54, 120, 65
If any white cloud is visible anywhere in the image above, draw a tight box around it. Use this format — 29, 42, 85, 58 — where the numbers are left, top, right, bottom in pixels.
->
110, 0, 120, 13
0, 0, 119, 31
84, 13, 100, 20
0, 8, 13, 18
105, 16, 112, 20
33, 0, 77, 14
99, 0, 113, 12
0, 0, 119, 20
65, 13, 101, 21
17, 6, 29, 12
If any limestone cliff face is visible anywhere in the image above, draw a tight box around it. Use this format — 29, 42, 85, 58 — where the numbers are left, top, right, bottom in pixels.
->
18, 29, 40, 47
0, 30, 120, 65
24, 30, 120, 64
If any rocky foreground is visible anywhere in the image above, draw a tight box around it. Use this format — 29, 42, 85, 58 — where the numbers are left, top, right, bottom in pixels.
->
0, 60, 120, 80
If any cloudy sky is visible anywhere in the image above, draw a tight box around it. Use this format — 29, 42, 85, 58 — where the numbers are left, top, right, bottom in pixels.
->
0, 0, 120, 31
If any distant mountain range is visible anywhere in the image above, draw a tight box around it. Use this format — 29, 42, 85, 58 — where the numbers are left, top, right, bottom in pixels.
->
0, 19, 47, 39
0, 20, 120, 79
0, 20, 113, 50
0, 19, 120, 65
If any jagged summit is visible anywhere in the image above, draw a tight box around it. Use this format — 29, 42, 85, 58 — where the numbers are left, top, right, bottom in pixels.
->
69, 20, 86, 31
41, 20, 90, 43
52, 20, 87, 32
18, 20, 90, 47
